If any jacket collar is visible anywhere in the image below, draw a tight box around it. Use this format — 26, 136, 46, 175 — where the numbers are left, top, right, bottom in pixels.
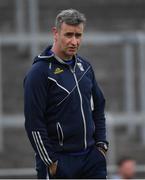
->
39, 45, 79, 71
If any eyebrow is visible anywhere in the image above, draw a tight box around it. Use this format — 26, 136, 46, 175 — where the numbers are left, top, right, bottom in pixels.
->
65, 32, 82, 36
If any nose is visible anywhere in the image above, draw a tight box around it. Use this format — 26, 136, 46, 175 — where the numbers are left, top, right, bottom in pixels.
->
71, 36, 78, 46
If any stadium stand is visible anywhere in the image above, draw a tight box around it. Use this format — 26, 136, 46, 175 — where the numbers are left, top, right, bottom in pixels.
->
0, 0, 145, 178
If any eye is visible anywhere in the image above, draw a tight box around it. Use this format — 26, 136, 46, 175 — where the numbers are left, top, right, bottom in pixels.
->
65, 32, 74, 38
75, 33, 82, 38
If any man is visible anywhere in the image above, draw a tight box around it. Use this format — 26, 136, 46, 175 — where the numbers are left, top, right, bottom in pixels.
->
112, 157, 136, 179
24, 9, 108, 179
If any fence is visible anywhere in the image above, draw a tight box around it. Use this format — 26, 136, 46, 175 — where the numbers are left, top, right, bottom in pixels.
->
0, 31, 145, 143
0, 113, 145, 177
0, 0, 145, 177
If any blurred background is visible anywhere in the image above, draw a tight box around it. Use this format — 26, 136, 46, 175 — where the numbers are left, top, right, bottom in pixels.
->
0, 0, 145, 178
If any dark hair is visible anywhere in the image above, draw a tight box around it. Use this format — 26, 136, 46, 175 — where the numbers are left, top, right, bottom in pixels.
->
55, 9, 86, 30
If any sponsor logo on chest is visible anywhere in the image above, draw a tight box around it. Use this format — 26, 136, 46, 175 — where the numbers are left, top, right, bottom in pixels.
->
54, 67, 64, 74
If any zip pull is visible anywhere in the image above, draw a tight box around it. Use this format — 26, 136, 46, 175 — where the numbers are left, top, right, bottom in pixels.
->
56, 122, 64, 146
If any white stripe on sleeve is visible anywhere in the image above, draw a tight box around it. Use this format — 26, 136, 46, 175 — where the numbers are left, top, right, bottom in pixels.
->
32, 131, 52, 165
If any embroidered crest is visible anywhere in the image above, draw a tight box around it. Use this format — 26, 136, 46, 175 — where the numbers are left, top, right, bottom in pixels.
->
77, 63, 84, 71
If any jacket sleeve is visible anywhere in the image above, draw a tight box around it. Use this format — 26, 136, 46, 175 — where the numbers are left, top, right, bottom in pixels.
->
91, 67, 107, 143
24, 67, 57, 166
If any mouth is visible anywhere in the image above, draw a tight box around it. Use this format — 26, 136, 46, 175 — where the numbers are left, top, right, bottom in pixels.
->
68, 47, 77, 51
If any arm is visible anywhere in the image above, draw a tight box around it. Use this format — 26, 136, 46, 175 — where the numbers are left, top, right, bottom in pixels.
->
24, 67, 57, 167
91, 67, 109, 150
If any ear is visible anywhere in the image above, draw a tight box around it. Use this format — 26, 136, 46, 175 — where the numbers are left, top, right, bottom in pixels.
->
52, 27, 58, 41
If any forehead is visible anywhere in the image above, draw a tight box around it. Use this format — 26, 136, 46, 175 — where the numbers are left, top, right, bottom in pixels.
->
122, 160, 135, 167
60, 22, 84, 33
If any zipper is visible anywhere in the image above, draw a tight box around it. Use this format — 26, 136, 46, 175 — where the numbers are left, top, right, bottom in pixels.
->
71, 68, 87, 149
56, 122, 64, 146
90, 94, 94, 111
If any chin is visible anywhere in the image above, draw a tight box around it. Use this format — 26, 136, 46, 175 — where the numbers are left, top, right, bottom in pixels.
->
67, 51, 76, 56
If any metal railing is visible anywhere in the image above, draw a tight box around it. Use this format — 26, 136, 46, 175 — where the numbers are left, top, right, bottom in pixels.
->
0, 165, 145, 178
0, 113, 145, 165
0, 0, 145, 176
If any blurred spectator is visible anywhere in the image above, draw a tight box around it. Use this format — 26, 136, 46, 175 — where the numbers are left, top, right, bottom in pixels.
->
112, 156, 136, 179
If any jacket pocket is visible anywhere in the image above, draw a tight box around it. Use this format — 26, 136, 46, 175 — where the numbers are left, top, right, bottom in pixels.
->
56, 122, 64, 146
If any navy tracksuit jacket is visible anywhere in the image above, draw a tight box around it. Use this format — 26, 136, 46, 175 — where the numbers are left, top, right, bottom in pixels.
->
24, 46, 107, 178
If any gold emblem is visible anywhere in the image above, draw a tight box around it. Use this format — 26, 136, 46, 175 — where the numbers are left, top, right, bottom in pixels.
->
54, 67, 64, 74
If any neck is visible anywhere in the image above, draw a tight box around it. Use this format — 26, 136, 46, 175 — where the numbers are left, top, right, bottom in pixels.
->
51, 44, 73, 61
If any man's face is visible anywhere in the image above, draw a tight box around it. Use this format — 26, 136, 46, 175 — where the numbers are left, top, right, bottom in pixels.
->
119, 160, 136, 179
53, 22, 84, 59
